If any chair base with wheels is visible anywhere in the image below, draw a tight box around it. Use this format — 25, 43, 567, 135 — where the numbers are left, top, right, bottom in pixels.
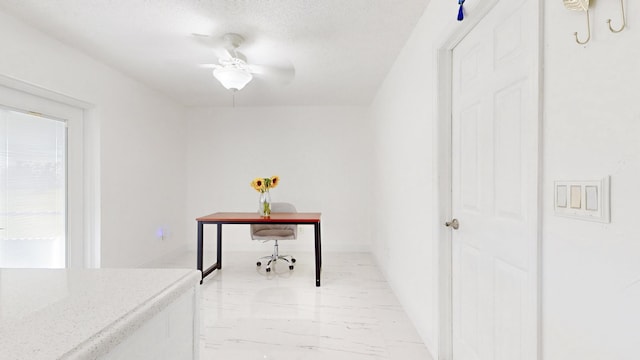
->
256, 240, 296, 272
251, 202, 298, 273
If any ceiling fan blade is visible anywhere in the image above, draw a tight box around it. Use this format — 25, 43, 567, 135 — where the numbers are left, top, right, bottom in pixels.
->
250, 64, 296, 85
191, 33, 223, 47
198, 63, 221, 69
217, 48, 234, 61
191, 33, 233, 61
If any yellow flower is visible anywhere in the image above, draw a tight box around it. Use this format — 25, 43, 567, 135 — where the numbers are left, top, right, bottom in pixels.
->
251, 178, 265, 192
270, 176, 280, 188
250, 175, 280, 192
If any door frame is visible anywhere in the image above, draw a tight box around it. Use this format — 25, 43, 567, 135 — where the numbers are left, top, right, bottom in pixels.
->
0, 74, 100, 268
433, 1, 543, 358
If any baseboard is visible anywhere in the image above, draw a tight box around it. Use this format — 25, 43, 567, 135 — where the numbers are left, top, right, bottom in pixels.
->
140, 244, 190, 268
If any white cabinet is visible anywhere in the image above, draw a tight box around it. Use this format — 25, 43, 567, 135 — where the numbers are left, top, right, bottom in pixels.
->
102, 286, 200, 360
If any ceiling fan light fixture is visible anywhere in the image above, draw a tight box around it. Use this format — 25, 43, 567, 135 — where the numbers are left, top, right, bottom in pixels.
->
213, 66, 253, 91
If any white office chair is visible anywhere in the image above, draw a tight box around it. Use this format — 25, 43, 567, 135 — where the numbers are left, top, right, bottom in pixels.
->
251, 202, 297, 272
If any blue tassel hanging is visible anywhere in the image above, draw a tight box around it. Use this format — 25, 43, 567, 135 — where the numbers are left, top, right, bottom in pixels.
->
457, 0, 465, 21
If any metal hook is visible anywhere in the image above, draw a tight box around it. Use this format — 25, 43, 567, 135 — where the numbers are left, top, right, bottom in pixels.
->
606, 0, 626, 33
574, 9, 591, 45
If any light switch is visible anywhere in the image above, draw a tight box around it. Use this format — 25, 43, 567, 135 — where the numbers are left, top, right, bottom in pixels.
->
554, 177, 610, 223
556, 185, 567, 208
570, 185, 581, 209
585, 186, 598, 211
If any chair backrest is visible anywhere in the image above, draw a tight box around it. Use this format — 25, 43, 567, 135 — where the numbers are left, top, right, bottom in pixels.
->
270, 202, 296, 213
250, 202, 297, 240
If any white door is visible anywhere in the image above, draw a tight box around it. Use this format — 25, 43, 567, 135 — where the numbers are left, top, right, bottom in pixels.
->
450, 0, 539, 359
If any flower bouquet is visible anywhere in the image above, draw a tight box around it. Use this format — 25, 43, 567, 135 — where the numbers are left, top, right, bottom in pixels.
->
251, 176, 279, 216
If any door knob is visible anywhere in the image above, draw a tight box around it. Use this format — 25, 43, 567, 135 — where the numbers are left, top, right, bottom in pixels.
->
445, 219, 459, 230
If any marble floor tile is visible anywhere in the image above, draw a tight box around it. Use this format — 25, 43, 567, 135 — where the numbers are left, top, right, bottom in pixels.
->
149, 251, 433, 360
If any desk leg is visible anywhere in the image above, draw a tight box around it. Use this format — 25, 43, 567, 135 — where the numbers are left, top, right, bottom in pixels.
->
217, 223, 222, 270
197, 221, 204, 284
318, 221, 322, 269
314, 222, 322, 287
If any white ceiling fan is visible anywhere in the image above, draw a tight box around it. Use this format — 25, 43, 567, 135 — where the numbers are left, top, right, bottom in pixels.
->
193, 33, 295, 91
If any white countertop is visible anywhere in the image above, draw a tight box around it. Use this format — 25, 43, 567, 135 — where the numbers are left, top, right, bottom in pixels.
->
0, 268, 200, 360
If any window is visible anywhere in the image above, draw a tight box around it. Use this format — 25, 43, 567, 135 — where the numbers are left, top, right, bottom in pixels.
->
0, 109, 67, 267
0, 83, 88, 268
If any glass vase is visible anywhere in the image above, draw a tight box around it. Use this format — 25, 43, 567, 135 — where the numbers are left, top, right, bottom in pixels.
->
259, 190, 271, 217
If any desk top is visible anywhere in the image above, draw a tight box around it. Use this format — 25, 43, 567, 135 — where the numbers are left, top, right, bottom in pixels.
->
197, 212, 321, 223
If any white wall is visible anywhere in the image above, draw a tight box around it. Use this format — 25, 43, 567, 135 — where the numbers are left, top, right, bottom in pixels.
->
369, 0, 465, 353
0, 11, 188, 267
372, 0, 640, 358
543, 1, 640, 358
186, 106, 372, 253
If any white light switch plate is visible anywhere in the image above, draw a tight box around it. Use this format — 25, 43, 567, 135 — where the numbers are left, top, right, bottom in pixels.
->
554, 176, 610, 223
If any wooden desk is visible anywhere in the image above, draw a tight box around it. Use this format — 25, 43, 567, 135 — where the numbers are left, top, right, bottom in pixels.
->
196, 212, 322, 286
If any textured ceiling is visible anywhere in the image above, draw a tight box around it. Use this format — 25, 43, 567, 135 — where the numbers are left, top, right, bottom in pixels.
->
0, 0, 429, 107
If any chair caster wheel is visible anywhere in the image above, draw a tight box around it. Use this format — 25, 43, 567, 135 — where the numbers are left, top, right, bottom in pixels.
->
289, 265, 294, 270
291, 258, 296, 264
256, 262, 262, 266
266, 268, 271, 273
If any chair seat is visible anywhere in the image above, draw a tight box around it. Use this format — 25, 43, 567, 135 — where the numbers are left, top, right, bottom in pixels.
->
252, 228, 295, 239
